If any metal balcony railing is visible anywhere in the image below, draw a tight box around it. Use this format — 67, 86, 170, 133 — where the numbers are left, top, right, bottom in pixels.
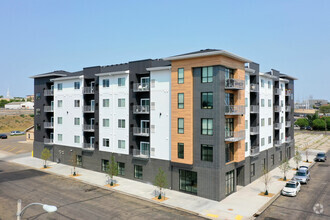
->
44, 89, 54, 96
285, 90, 292, 96
250, 147, 260, 156
274, 106, 281, 112
133, 105, 150, 114
133, 83, 150, 92
44, 106, 54, 112
250, 84, 259, 92
84, 105, 95, 113
285, 106, 291, 112
133, 149, 150, 159
274, 140, 282, 147
225, 105, 245, 115
250, 126, 259, 135
44, 122, 54, 129
83, 143, 95, 151
133, 127, 150, 136
84, 124, 95, 132
225, 78, 245, 90
250, 105, 259, 113
274, 122, 282, 129
225, 130, 245, 142
83, 87, 95, 94
285, 121, 291, 127
274, 88, 281, 95
44, 138, 54, 144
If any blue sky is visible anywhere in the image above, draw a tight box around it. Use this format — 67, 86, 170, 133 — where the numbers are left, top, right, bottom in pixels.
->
0, 0, 329, 101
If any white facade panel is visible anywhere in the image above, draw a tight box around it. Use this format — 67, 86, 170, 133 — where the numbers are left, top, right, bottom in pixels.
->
245, 73, 250, 157
279, 81, 286, 143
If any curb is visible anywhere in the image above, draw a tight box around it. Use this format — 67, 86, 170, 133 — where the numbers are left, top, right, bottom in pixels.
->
8, 160, 210, 220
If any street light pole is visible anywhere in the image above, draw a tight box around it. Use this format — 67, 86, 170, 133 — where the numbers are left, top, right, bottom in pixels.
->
17, 199, 57, 220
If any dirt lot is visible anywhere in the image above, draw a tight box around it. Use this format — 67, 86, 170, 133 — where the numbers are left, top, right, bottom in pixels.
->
295, 130, 330, 153
0, 114, 34, 133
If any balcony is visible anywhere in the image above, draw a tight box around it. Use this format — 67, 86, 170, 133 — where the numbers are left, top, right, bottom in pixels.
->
274, 140, 282, 147
285, 106, 291, 112
225, 78, 245, 90
274, 122, 282, 130
44, 106, 54, 113
274, 88, 281, 95
133, 83, 150, 92
285, 121, 291, 127
44, 138, 54, 145
285, 136, 292, 143
84, 105, 95, 113
83, 143, 95, 151
274, 106, 281, 112
133, 105, 150, 114
133, 149, 150, 159
83, 87, 95, 94
225, 130, 245, 142
225, 105, 245, 115
250, 126, 259, 135
250, 84, 259, 92
84, 124, 95, 132
44, 122, 54, 129
250, 105, 259, 114
44, 89, 54, 96
285, 90, 292, 96
250, 146, 260, 157
133, 127, 149, 137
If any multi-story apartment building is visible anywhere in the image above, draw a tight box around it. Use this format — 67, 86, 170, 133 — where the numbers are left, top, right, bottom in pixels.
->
31, 49, 296, 201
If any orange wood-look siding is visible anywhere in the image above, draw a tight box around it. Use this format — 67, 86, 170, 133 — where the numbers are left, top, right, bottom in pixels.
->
171, 55, 246, 165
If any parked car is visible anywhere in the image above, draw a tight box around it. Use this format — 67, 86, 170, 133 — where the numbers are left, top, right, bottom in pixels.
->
281, 180, 301, 197
306, 126, 313, 131
10, 131, 24, 136
292, 169, 311, 184
0, 134, 8, 139
299, 165, 309, 171
314, 152, 327, 162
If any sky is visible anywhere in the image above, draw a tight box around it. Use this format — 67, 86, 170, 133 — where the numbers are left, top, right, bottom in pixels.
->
0, 0, 329, 101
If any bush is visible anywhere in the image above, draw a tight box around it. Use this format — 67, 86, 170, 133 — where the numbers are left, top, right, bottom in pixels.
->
20, 114, 25, 118
322, 117, 330, 130
295, 118, 308, 128
312, 119, 326, 130
29, 114, 34, 118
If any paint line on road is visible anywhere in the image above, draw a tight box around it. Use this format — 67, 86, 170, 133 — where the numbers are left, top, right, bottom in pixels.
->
8, 147, 17, 152
1, 146, 11, 150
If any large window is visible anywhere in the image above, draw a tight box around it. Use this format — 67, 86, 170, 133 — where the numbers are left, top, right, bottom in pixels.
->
268, 81, 271, 89
225, 93, 234, 105
74, 100, 80, 107
103, 138, 109, 147
179, 170, 197, 194
261, 79, 264, 88
201, 92, 213, 109
268, 99, 272, 107
74, 82, 80, 89
261, 138, 265, 146
103, 79, 110, 87
225, 118, 234, 137
225, 143, 234, 163
224, 68, 234, 80
57, 83, 63, 90
101, 159, 109, 172
74, 135, 80, 144
57, 134, 63, 142
178, 93, 184, 109
225, 170, 234, 195
201, 119, 213, 135
103, 119, 110, 127
103, 99, 110, 107
178, 118, 184, 134
74, 118, 80, 125
201, 145, 213, 162
118, 140, 125, 149
261, 99, 265, 107
118, 119, 125, 128
118, 162, 125, 176
261, 118, 265, 126
268, 118, 272, 125
58, 100, 63, 107
178, 68, 184, 84
268, 136, 272, 144
118, 77, 126, 86
134, 165, 143, 179
118, 98, 125, 107
57, 117, 63, 124
178, 143, 184, 159
202, 66, 213, 83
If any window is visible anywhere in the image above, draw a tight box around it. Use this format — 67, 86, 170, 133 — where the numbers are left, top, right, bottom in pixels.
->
134, 165, 143, 179
118, 162, 125, 175
118, 77, 125, 86
281, 100, 284, 107
270, 154, 274, 165
103, 99, 110, 107
118, 98, 125, 107
178, 143, 184, 159
74, 82, 80, 89
245, 142, 248, 152
74, 100, 80, 107
118, 140, 125, 149
103, 119, 110, 127
101, 159, 109, 172
103, 79, 110, 87
74, 135, 80, 144
118, 119, 125, 128
36, 93, 41, 100
58, 100, 63, 107
202, 66, 213, 83
178, 93, 184, 109
251, 163, 255, 177
179, 170, 197, 194
261, 99, 265, 107
74, 118, 80, 125
268, 136, 272, 144
261, 138, 265, 146
57, 83, 63, 90
268, 118, 272, 125
57, 117, 63, 124
178, 118, 184, 134
103, 138, 109, 147
261, 79, 264, 87
245, 74, 249, 85
201, 119, 213, 135
268, 99, 271, 107
245, 98, 248, 107
36, 124, 41, 130
245, 120, 248, 129
36, 108, 41, 116
201, 92, 213, 109
281, 84, 284, 91
225, 93, 234, 105
225, 143, 234, 162
201, 145, 213, 162
261, 118, 265, 126
225, 170, 234, 195
281, 132, 284, 140
58, 134, 63, 142
77, 155, 82, 166
178, 68, 184, 84
268, 81, 271, 89
281, 116, 284, 123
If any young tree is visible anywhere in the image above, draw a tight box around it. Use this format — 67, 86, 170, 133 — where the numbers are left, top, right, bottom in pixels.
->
71, 152, 78, 176
41, 148, 51, 168
294, 118, 308, 128
293, 150, 302, 170
262, 168, 272, 195
154, 168, 168, 199
107, 155, 118, 186
279, 159, 291, 181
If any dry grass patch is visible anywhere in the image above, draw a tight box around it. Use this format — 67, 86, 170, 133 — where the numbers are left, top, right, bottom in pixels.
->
152, 196, 169, 202
0, 115, 34, 133
258, 192, 275, 197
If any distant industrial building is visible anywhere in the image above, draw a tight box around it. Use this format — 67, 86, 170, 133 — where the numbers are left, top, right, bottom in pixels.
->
4, 101, 34, 109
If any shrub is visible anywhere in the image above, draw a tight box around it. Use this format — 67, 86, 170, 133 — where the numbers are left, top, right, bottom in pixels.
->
29, 114, 34, 117
295, 118, 308, 128
20, 114, 25, 118
312, 119, 326, 130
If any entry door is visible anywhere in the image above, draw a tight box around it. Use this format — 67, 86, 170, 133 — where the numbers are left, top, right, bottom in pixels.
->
90, 137, 95, 147
50, 132, 54, 141
236, 166, 244, 186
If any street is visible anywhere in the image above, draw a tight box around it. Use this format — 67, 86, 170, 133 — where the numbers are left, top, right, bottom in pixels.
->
258, 151, 330, 220
0, 160, 204, 220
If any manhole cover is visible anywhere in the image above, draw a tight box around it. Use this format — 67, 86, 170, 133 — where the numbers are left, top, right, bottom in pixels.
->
318, 164, 329, 167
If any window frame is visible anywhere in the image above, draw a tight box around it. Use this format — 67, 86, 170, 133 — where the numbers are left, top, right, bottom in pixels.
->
201, 144, 213, 162
201, 118, 213, 136
201, 66, 213, 83
201, 92, 213, 109
178, 68, 184, 84
134, 165, 143, 179
178, 93, 184, 109
178, 118, 184, 134
178, 143, 184, 159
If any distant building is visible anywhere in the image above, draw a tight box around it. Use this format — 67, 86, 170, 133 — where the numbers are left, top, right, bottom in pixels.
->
294, 109, 316, 118
26, 95, 34, 102
0, 98, 10, 101
4, 101, 34, 109
25, 125, 34, 142
295, 99, 328, 109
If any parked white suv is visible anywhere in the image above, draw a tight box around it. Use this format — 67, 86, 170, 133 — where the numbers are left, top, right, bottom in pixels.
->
281, 180, 301, 197
10, 131, 24, 136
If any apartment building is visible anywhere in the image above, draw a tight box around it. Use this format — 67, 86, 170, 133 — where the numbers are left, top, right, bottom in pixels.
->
31, 49, 296, 201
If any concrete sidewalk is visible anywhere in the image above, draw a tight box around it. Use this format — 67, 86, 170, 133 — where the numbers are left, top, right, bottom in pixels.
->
2, 150, 319, 220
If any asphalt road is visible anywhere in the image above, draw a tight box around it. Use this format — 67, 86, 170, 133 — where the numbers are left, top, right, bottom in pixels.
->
0, 161, 204, 220
0, 135, 32, 155
257, 151, 330, 220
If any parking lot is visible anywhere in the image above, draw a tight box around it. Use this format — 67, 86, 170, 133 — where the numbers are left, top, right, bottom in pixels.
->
0, 134, 32, 155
